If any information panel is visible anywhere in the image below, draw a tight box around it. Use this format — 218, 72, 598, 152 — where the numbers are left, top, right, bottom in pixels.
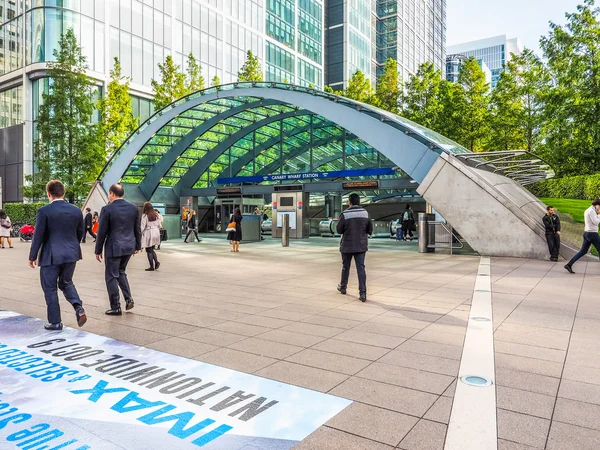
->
0, 312, 351, 449
276, 212, 297, 230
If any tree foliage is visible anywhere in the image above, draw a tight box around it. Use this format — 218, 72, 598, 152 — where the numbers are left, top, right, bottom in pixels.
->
238, 50, 263, 82
540, 0, 600, 176
98, 57, 138, 160
376, 59, 401, 113
23, 29, 103, 203
344, 70, 376, 104
151, 55, 187, 110
211, 75, 221, 87
186, 53, 205, 92
402, 62, 444, 130
454, 57, 491, 152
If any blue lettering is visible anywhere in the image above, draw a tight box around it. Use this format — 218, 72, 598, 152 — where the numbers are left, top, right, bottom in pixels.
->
6, 423, 50, 441
191, 425, 233, 447
111, 392, 166, 414
138, 405, 216, 439
70, 380, 128, 402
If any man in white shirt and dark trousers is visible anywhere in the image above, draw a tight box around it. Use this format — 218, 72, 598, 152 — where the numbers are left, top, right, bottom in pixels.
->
565, 199, 600, 274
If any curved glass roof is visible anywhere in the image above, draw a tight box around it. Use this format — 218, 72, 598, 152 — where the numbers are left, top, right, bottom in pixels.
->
100, 83, 473, 199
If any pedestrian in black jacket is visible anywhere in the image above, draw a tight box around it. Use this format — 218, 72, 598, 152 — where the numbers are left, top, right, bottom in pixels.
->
95, 184, 142, 315
543, 206, 561, 262
82, 207, 96, 243
336, 193, 373, 302
28, 180, 87, 331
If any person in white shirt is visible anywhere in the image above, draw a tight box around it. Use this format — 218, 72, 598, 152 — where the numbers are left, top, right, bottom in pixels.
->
565, 199, 600, 274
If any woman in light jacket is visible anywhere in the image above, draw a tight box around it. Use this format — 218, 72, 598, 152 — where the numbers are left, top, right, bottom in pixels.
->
0, 209, 13, 248
141, 202, 161, 271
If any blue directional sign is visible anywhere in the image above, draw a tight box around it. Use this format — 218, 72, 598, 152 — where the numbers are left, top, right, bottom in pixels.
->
217, 167, 397, 184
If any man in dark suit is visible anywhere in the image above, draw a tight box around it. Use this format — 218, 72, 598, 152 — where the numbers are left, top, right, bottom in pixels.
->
82, 207, 96, 243
29, 180, 87, 331
95, 184, 141, 315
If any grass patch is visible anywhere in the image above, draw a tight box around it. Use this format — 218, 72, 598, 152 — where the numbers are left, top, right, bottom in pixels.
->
539, 198, 591, 223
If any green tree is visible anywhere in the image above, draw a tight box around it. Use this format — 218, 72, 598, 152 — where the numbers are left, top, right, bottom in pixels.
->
489, 49, 548, 152
211, 75, 221, 87
540, 0, 600, 176
454, 57, 491, 151
238, 50, 263, 82
376, 58, 401, 113
98, 57, 138, 160
23, 29, 103, 203
151, 55, 187, 110
344, 70, 376, 104
402, 62, 444, 130
488, 62, 524, 151
186, 53, 205, 92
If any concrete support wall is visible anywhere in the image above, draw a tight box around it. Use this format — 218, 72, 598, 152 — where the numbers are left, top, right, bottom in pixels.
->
82, 181, 109, 215
417, 154, 582, 260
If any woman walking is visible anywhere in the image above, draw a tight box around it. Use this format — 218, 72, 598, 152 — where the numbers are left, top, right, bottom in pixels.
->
92, 211, 99, 235
0, 209, 13, 248
184, 209, 202, 243
227, 207, 243, 252
141, 202, 161, 271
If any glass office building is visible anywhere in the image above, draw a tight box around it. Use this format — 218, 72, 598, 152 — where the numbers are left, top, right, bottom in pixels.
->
0, 0, 324, 202
447, 34, 522, 89
325, 0, 447, 90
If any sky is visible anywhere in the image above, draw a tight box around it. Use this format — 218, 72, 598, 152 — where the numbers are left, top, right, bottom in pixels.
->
446, 0, 584, 56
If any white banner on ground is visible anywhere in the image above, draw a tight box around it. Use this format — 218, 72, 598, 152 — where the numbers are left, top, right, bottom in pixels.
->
0, 311, 351, 449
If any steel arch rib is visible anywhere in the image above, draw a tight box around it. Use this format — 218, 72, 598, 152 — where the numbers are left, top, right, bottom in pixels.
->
172, 110, 310, 195
100, 85, 447, 191
137, 99, 283, 199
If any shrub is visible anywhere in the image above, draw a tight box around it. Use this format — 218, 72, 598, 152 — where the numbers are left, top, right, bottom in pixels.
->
530, 174, 600, 200
2, 202, 47, 225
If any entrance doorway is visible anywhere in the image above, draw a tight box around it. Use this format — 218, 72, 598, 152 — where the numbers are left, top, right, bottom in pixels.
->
214, 200, 240, 232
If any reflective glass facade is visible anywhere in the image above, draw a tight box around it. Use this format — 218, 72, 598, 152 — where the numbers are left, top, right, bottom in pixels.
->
265, 0, 324, 87
326, 0, 446, 89
0, 0, 323, 202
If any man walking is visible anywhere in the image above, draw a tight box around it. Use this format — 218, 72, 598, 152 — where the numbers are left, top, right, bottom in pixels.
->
28, 180, 87, 331
565, 199, 600, 274
82, 207, 96, 243
543, 206, 561, 261
336, 193, 373, 302
95, 184, 141, 315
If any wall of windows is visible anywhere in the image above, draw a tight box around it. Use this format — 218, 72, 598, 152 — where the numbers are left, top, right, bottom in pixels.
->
0, 85, 22, 128
297, 58, 321, 86
266, 40, 294, 82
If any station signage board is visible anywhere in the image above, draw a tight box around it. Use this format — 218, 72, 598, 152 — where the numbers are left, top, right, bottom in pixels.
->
342, 181, 380, 190
0, 312, 351, 450
218, 168, 396, 184
216, 187, 242, 195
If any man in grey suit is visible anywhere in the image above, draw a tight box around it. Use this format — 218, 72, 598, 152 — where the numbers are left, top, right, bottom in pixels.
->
29, 180, 87, 330
95, 184, 142, 315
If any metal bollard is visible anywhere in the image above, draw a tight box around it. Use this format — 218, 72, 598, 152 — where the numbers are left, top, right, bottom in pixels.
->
418, 213, 429, 253
282, 214, 290, 247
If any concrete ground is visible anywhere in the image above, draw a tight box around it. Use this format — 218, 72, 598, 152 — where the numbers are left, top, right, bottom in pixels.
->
0, 235, 598, 449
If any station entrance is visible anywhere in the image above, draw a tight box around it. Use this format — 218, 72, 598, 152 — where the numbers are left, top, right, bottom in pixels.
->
87, 83, 555, 259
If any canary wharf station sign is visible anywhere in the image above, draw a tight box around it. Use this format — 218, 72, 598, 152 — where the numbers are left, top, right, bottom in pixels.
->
217, 167, 396, 184
0, 312, 351, 449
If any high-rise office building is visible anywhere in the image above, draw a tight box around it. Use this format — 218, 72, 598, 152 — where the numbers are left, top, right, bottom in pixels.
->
325, 0, 447, 90
0, 0, 325, 203
447, 34, 522, 89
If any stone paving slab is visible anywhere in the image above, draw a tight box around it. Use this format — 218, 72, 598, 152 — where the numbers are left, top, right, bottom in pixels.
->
493, 257, 600, 449
4, 237, 600, 448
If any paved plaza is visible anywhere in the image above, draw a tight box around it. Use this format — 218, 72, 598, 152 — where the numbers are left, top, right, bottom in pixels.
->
1, 237, 600, 449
